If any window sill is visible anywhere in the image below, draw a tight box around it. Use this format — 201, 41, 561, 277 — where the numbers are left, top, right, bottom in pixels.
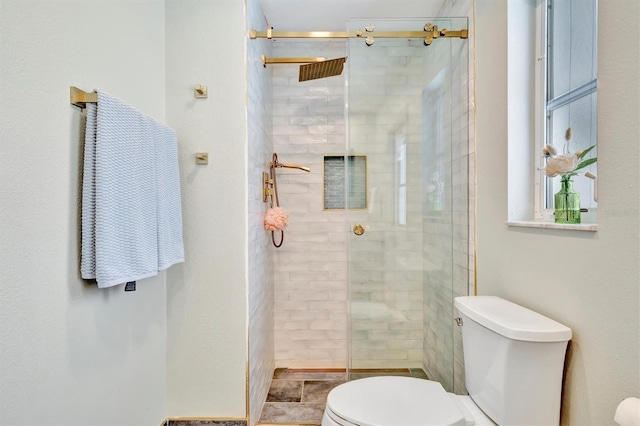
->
506, 221, 598, 232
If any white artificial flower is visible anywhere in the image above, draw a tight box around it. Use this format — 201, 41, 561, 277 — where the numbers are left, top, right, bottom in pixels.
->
542, 144, 558, 156
544, 154, 578, 177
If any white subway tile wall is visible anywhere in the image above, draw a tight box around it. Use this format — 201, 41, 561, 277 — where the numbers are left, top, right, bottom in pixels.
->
436, 0, 475, 395
347, 36, 427, 370
418, 17, 471, 393
247, 0, 275, 422
272, 41, 348, 369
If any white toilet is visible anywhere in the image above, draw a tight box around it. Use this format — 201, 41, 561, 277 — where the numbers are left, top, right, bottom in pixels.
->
322, 296, 573, 425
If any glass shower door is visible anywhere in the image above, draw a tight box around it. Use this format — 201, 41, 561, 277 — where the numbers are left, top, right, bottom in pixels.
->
345, 18, 469, 393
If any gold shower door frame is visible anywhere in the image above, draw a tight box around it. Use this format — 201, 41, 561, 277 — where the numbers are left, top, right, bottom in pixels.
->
344, 17, 470, 393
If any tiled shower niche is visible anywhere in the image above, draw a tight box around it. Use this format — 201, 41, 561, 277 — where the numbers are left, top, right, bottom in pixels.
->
323, 155, 367, 210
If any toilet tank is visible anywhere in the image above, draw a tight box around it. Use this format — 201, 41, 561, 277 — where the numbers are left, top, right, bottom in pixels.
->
454, 296, 572, 426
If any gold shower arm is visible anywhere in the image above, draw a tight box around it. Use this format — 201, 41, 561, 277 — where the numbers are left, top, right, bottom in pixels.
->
274, 162, 311, 172
262, 54, 326, 68
263, 154, 311, 203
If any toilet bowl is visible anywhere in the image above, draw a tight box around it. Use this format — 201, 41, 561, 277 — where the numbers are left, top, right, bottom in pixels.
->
322, 376, 495, 426
322, 296, 572, 426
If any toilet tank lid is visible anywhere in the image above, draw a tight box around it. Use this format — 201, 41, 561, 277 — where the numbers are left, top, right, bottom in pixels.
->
455, 296, 572, 342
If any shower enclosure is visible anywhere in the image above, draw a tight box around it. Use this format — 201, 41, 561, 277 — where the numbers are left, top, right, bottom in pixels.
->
343, 18, 470, 393
266, 16, 470, 395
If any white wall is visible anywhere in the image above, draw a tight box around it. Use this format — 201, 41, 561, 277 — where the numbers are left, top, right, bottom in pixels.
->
0, 1, 167, 425
475, 0, 640, 424
507, 0, 537, 221
246, 0, 275, 423
1, 1, 264, 422
165, 0, 248, 418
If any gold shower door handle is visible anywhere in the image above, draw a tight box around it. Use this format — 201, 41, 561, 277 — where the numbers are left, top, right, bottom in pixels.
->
353, 224, 365, 236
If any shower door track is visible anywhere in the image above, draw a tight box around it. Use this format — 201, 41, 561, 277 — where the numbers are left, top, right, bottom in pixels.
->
250, 24, 468, 45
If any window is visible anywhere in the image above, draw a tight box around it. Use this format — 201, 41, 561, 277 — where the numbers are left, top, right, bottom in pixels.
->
535, 0, 598, 220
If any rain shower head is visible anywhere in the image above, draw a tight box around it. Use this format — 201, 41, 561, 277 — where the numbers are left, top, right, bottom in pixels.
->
262, 54, 347, 82
299, 57, 347, 82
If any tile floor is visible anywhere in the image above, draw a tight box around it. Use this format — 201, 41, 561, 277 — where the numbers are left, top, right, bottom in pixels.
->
257, 368, 428, 425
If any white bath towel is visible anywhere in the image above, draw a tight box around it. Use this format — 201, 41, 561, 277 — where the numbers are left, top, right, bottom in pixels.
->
81, 90, 183, 288
155, 118, 185, 271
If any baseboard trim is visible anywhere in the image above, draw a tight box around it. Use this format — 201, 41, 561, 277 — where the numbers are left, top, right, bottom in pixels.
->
162, 417, 248, 426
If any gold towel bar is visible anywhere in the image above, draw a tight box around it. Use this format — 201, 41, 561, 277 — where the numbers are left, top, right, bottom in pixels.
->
70, 86, 97, 108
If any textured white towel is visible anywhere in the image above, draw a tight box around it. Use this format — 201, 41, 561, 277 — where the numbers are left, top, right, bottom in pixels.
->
155, 118, 184, 271
80, 102, 98, 279
81, 90, 183, 288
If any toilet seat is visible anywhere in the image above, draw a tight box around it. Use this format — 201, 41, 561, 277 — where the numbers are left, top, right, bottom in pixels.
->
324, 376, 467, 426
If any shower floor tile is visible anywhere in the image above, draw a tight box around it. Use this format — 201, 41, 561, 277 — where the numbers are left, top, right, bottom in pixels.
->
301, 380, 343, 403
257, 368, 428, 425
259, 402, 325, 424
266, 380, 303, 402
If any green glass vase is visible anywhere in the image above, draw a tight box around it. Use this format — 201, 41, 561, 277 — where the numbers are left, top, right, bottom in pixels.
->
554, 178, 581, 224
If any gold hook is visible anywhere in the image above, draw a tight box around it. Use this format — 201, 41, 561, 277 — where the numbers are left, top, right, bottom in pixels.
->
194, 84, 208, 98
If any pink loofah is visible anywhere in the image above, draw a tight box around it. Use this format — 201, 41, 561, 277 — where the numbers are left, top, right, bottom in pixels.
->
264, 206, 289, 231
